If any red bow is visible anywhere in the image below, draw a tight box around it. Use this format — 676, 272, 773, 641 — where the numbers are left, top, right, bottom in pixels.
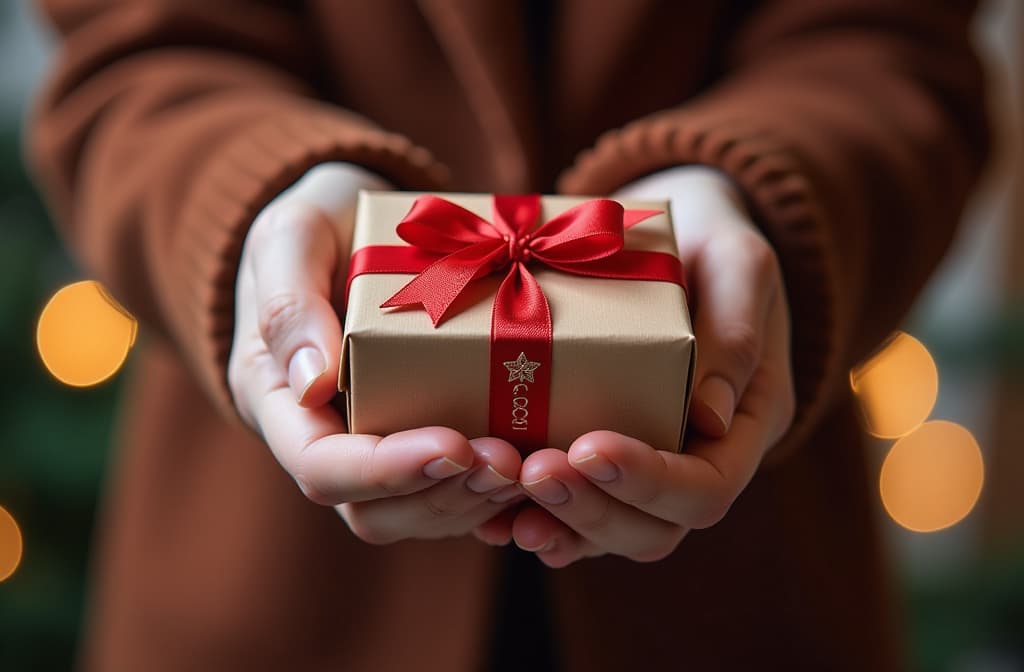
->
347, 194, 685, 452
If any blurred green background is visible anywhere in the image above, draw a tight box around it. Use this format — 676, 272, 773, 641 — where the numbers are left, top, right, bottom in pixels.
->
1, 1, 1022, 670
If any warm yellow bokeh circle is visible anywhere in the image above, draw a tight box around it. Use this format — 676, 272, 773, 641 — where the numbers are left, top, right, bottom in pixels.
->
36, 280, 137, 387
850, 331, 939, 439
0, 506, 23, 582
879, 420, 984, 533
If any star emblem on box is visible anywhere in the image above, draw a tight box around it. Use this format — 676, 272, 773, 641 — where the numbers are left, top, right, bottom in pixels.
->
503, 352, 541, 383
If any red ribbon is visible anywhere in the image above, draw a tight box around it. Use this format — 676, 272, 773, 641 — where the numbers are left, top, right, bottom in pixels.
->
347, 195, 686, 453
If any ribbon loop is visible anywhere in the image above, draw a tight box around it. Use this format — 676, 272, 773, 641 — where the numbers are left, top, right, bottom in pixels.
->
395, 195, 500, 253
528, 199, 626, 264
380, 238, 507, 325
493, 194, 542, 238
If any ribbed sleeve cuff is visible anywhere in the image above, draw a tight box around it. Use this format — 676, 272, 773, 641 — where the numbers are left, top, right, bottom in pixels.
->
171, 104, 450, 417
558, 113, 845, 465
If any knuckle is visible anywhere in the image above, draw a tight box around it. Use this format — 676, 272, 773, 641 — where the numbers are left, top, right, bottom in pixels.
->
291, 449, 341, 507
226, 350, 261, 428
690, 491, 734, 529
717, 322, 761, 375
295, 476, 336, 507
709, 227, 782, 286
623, 482, 662, 510
424, 426, 471, 454
421, 494, 460, 519
577, 497, 614, 534
748, 237, 782, 281
257, 292, 306, 347
358, 444, 402, 498
342, 506, 399, 545
630, 538, 681, 563
727, 228, 780, 278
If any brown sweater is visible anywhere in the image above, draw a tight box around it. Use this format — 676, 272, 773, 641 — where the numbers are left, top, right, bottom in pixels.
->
28, 1, 987, 670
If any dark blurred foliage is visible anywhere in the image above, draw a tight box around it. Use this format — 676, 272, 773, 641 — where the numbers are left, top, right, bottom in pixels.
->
910, 542, 1024, 671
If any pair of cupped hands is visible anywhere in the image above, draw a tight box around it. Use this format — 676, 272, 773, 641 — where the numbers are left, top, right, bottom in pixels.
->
228, 162, 795, 567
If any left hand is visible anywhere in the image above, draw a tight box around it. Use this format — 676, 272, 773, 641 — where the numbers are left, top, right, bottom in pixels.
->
473, 166, 796, 566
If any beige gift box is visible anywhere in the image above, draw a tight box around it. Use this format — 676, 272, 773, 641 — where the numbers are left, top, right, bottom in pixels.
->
339, 192, 696, 452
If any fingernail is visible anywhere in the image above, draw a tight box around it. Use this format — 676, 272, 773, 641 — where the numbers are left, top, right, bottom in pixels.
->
696, 375, 736, 434
522, 475, 570, 505
517, 538, 555, 553
289, 347, 327, 402
571, 453, 620, 482
488, 485, 522, 503
466, 465, 515, 494
423, 456, 470, 480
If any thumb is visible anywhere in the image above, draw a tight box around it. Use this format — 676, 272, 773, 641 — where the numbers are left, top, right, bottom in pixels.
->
249, 202, 342, 407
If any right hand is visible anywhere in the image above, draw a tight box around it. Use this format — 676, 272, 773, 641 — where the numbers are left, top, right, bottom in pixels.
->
227, 162, 525, 544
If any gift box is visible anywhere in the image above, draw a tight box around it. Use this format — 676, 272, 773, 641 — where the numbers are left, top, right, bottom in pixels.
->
339, 192, 696, 453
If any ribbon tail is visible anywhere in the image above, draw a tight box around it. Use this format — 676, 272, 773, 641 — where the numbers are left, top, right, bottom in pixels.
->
489, 263, 552, 453
623, 208, 661, 229
382, 239, 506, 325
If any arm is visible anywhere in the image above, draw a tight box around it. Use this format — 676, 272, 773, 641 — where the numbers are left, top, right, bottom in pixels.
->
501, 1, 988, 565
28, 2, 526, 545
27, 0, 447, 413
559, 0, 989, 461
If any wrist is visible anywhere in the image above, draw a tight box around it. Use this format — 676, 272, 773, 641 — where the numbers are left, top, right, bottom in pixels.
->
277, 162, 392, 215
615, 164, 755, 242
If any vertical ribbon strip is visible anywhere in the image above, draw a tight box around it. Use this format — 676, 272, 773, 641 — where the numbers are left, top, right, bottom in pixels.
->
346, 195, 685, 453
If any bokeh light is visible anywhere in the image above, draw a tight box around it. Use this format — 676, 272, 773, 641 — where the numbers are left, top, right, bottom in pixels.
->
879, 421, 984, 533
850, 331, 939, 438
36, 280, 137, 386
0, 506, 23, 582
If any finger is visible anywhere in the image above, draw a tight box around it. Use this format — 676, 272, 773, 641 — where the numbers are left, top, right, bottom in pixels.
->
249, 201, 342, 407
255, 397, 476, 504
568, 400, 773, 529
341, 491, 529, 544
472, 503, 524, 547
343, 489, 529, 545
338, 438, 523, 542
519, 449, 685, 561
510, 505, 603, 568
688, 229, 778, 437
228, 259, 274, 429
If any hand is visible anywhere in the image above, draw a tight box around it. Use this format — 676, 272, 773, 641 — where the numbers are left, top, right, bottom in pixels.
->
474, 166, 795, 566
228, 162, 525, 543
